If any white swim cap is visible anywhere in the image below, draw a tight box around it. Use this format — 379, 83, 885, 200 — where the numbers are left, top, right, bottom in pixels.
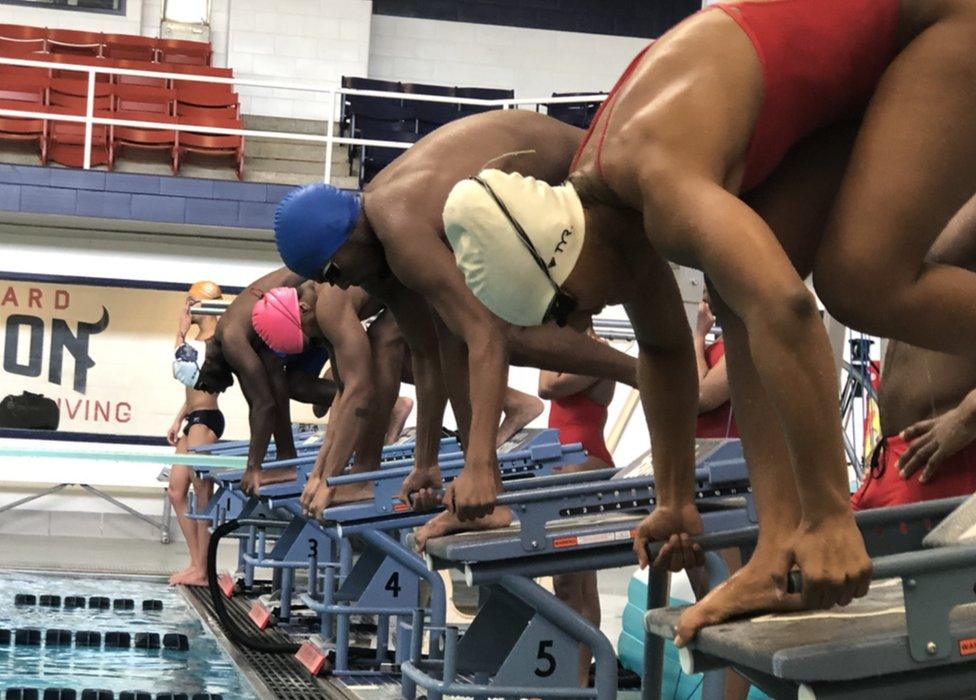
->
172, 340, 205, 388
443, 169, 585, 326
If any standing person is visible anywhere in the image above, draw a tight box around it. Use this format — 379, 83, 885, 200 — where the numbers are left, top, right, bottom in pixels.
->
167, 281, 224, 587
694, 289, 738, 439
539, 327, 615, 687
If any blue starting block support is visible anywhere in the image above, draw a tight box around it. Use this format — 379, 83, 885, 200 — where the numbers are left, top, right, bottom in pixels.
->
290, 430, 586, 673
410, 438, 754, 700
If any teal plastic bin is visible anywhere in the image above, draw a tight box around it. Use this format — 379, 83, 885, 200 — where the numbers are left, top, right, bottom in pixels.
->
618, 570, 769, 699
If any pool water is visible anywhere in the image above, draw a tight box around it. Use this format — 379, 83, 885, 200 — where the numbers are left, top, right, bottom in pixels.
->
0, 572, 258, 698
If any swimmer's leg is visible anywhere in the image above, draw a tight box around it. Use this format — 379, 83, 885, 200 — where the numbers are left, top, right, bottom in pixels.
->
497, 387, 544, 446
174, 423, 218, 587
814, 3, 976, 353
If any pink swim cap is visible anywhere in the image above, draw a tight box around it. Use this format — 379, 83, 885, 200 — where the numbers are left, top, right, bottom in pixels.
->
251, 287, 305, 355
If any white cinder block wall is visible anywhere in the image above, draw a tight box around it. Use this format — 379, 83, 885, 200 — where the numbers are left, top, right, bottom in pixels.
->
368, 15, 649, 98
226, 0, 373, 120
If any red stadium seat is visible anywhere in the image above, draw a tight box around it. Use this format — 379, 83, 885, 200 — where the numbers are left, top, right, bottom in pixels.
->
49, 78, 113, 111
176, 86, 239, 120
110, 84, 177, 171
176, 115, 244, 180
0, 76, 49, 163
0, 24, 47, 53
157, 38, 211, 66
48, 53, 113, 82
103, 34, 157, 62
112, 58, 170, 88
47, 79, 112, 168
47, 29, 103, 58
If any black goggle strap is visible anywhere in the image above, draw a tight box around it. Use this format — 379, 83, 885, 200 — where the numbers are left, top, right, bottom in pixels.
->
470, 176, 563, 300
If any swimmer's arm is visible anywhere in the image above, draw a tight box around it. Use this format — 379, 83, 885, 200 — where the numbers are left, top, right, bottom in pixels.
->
507, 324, 638, 387
538, 370, 600, 400
175, 298, 192, 346
642, 170, 851, 518
312, 292, 375, 479
381, 222, 506, 477
624, 261, 699, 507
405, 260, 506, 475
382, 284, 448, 473
224, 338, 278, 475
698, 354, 730, 413
259, 349, 296, 461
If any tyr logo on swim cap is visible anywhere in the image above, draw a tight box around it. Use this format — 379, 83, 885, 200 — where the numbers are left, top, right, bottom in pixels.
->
444, 169, 585, 326
274, 183, 361, 280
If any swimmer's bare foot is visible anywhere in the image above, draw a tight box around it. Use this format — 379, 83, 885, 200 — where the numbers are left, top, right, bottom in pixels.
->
327, 480, 375, 506
169, 565, 193, 586
674, 549, 803, 647
385, 396, 414, 444
497, 391, 544, 446
174, 566, 209, 587
259, 466, 297, 489
414, 505, 512, 552
304, 478, 376, 519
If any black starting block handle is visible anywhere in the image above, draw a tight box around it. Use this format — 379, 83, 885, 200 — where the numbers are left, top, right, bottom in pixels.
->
786, 544, 976, 594
642, 526, 761, 560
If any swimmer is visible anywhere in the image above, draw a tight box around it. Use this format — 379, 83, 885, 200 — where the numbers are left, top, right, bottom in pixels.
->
255, 282, 544, 516
178, 267, 335, 495
273, 110, 637, 528
167, 281, 224, 587
853, 193, 976, 509
252, 282, 407, 515
445, 0, 976, 642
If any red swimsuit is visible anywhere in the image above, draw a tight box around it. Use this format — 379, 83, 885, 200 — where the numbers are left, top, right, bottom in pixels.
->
549, 393, 615, 467
573, 0, 902, 192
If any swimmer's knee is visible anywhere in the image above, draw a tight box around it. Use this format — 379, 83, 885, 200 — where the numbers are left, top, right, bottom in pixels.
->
167, 483, 188, 506
813, 259, 897, 334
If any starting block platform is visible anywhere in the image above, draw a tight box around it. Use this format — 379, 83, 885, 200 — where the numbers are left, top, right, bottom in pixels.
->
645, 495, 976, 700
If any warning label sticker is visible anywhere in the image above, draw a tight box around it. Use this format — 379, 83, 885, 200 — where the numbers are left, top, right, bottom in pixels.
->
959, 637, 976, 656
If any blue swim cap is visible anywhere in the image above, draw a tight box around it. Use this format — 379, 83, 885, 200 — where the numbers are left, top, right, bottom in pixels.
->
274, 183, 361, 280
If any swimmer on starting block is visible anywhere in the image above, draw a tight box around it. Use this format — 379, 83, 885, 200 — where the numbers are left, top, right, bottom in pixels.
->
854, 193, 976, 510
173, 267, 336, 495
252, 281, 545, 517
444, 0, 976, 645
168, 281, 224, 587
272, 109, 637, 531
252, 282, 408, 515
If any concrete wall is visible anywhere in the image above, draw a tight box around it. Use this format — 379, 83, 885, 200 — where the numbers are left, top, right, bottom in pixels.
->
226, 0, 372, 120
368, 14, 648, 98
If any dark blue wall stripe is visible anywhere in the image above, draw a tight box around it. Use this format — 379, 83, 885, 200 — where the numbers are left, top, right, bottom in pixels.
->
373, 0, 699, 39
0, 164, 320, 231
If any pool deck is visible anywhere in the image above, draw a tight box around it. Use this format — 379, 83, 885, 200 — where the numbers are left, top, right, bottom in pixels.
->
0, 534, 240, 576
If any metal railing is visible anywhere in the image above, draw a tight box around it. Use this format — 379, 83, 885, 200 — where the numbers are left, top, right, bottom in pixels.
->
0, 54, 606, 185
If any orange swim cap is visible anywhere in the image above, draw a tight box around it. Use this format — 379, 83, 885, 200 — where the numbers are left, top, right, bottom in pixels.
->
188, 281, 222, 300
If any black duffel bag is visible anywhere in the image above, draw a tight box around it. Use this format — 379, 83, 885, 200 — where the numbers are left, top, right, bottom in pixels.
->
0, 391, 60, 430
